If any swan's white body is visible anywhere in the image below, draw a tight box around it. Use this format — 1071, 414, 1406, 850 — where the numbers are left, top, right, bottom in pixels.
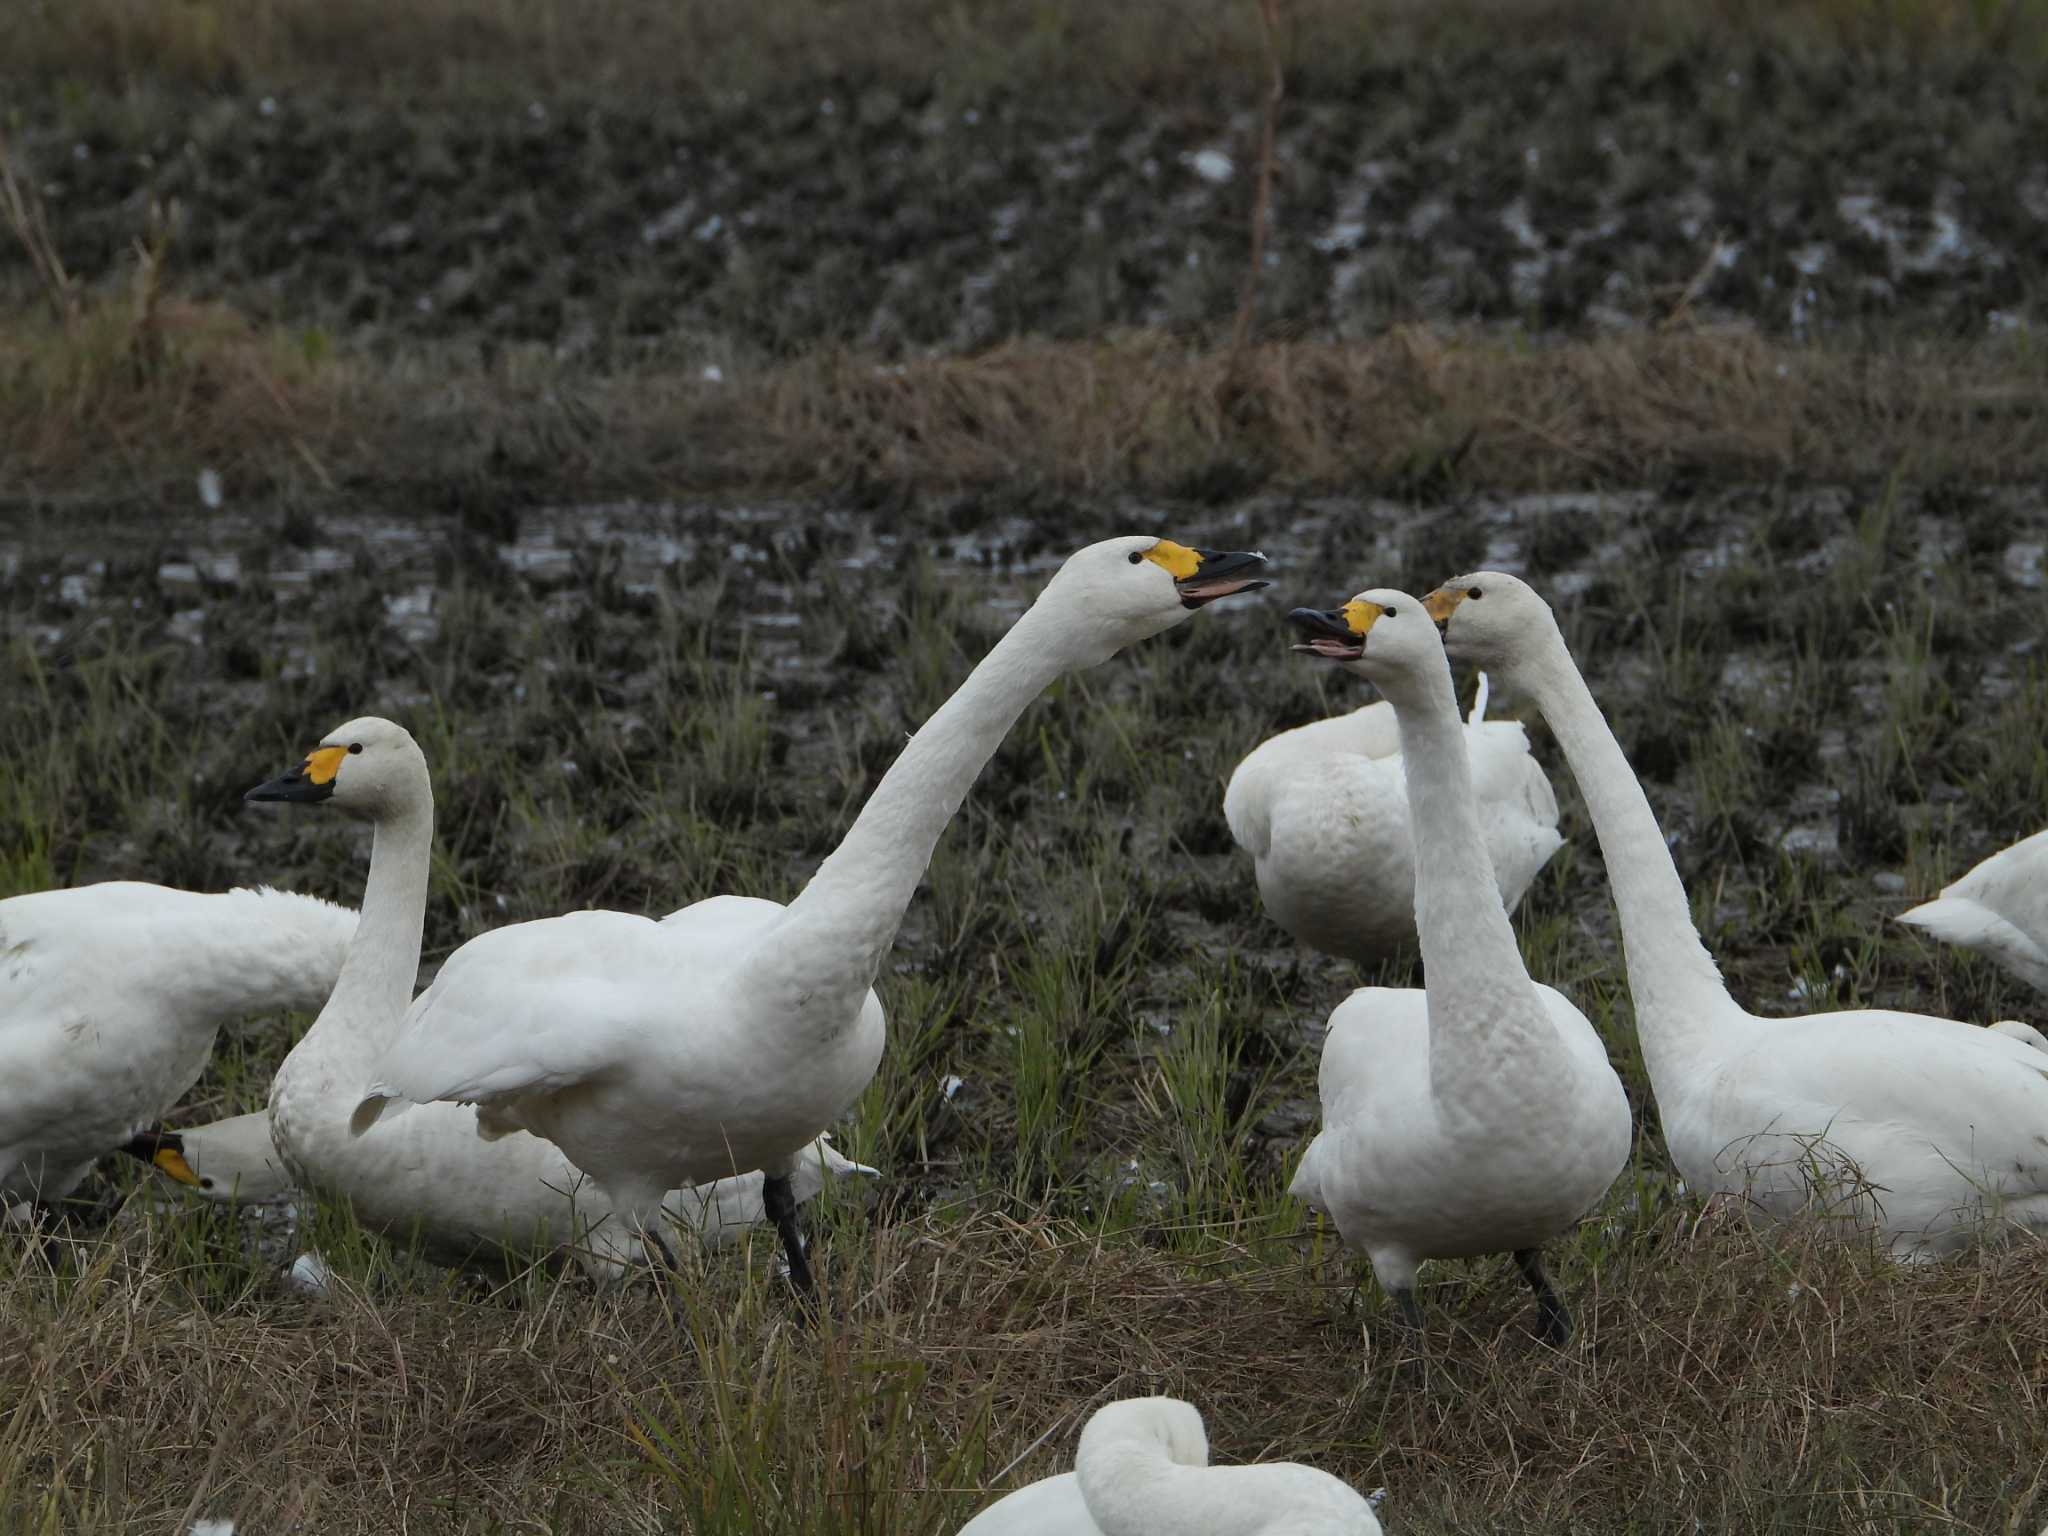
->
1284, 592, 1629, 1332
349, 539, 1267, 1274
958, 1397, 1380, 1536
244, 721, 880, 1273
1898, 829, 2048, 996
1225, 678, 1562, 963
1430, 573, 2048, 1257
0, 883, 353, 1206
155, 1109, 871, 1250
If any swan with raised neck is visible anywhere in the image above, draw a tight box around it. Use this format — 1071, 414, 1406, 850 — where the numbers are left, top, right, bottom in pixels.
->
957, 1396, 1381, 1536
347, 538, 1269, 1284
242, 717, 874, 1272
1426, 572, 2048, 1254
1284, 590, 1629, 1340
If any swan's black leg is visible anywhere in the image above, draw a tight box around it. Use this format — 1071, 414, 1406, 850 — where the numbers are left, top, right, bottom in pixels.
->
640, 1218, 680, 1272
1514, 1247, 1571, 1345
1391, 1285, 1426, 1331
762, 1173, 816, 1309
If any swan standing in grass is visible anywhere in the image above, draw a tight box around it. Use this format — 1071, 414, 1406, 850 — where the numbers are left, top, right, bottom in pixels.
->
347, 538, 1269, 1285
1283, 591, 1629, 1342
242, 720, 877, 1272
0, 882, 354, 1215
958, 1396, 1381, 1536
1224, 675, 1562, 964
1427, 572, 2048, 1255
1897, 828, 2048, 997
134, 1109, 874, 1248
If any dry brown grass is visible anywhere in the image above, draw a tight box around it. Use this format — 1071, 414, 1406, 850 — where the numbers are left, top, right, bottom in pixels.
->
6, 306, 2045, 505
5, 1199, 2044, 1533
9, 0, 2045, 103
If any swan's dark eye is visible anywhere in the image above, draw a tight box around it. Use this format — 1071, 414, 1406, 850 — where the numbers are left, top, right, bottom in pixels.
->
1127, 551, 1143, 564
1382, 604, 1397, 617
1468, 586, 1483, 600
348, 743, 363, 754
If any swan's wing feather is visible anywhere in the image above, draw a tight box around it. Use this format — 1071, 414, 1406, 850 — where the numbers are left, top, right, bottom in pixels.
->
366, 911, 670, 1107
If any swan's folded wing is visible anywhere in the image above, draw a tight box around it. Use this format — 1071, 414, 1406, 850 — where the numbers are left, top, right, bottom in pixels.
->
357, 911, 670, 1114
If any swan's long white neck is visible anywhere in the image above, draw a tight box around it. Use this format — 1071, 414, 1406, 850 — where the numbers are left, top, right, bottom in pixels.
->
1074, 1407, 1215, 1536
281, 797, 433, 1091
1380, 655, 1568, 1111
1511, 622, 1740, 1072
745, 599, 1074, 1032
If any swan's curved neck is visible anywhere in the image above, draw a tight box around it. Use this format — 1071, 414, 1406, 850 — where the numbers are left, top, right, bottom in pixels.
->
1381, 659, 1564, 1107
1076, 1443, 1238, 1536
295, 797, 434, 1077
1513, 625, 1738, 1065
747, 601, 1074, 1029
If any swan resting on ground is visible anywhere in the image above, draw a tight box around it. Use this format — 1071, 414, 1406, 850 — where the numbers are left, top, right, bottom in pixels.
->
957, 1396, 1381, 1535
1897, 828, 2048, 997
347, 538, 1268, 1285
0, 882, 353, 1213
136, 1109, 875, 1251
241, 720, 881, 1274
1427, 572, 2048, 1257
1224, 674, 1562, 964
1284, 591, 1629, 1342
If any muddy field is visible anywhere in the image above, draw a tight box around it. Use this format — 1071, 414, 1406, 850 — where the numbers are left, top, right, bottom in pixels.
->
9, 44, 2045, 363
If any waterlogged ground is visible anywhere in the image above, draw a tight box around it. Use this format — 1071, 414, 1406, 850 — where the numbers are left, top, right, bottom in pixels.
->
10, 45, 2045, 359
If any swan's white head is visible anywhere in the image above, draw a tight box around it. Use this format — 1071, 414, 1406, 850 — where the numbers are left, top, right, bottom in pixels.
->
1286, 586, 1443, 694
1076, 1395, 1211, 1471
1036, 537, 1268, 665
245, 716, 426, 820
1421, 570, 1555, 669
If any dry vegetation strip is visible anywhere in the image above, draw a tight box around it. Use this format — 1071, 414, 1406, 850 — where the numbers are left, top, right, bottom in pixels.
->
4, 302, 2045, 504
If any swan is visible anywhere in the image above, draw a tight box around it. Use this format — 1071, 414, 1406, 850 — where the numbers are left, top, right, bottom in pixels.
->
0, 882, 354, 1214
1991, 1019, 2048, 1052
1426, 572, 2048, 1255
346, 537, 1269, 1283
131, 1111, 874, 1249
1897, 829, 2048, 997
1282, 591, 1630, 1341
1224, 673, 1562, 964
239, 718, 887, 1273
957, 1396, 1381, 1536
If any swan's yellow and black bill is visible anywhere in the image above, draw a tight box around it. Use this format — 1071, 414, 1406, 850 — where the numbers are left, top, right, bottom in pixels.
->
1287, 598, 1381, 660
117, 1129, 207, 1188
244, 744, 345, 804
1145, 541, 1270, 608
1422, 586, 1467, 632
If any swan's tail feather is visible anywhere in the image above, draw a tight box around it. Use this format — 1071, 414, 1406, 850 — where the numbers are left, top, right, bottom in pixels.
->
347, 1089, 413, 1138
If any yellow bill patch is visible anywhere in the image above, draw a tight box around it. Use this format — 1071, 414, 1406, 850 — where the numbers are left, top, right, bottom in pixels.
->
1422, 587, 1467, 624
1141, 539, 1203, 580
153, 1145, 203, 1187
1341, 598, 1384, 636
304, 745, 348, 785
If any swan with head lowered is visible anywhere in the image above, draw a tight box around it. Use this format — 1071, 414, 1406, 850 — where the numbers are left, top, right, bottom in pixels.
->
1426, 572, 2048, 1255
240, 719, 876, 1273
1224, 675, 1562, 965
1, 881, 353, 1218
347, 538, 1269, 1284
1283, 591, 1630, 1342
956, 1396, 1381, 1536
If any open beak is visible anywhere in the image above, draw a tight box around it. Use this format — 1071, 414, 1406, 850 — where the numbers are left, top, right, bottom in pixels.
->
1175, 548, 1270, 608
1287, 606, 1366, 661
245, 745, 344, 804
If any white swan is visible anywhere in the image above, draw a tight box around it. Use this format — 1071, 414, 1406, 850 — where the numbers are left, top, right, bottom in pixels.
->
344, 538, 1269, 1283
135, 1110, 874, 1249
1897, 828, 2048, 996
1224, 673, 1562, 964
0, 882, 354, 1212
1990, 1019, 2048, 1051
1427, 572, 2048, 1255
957, 1396, 1381, 1536
241, 719, 881, 1273
1282, 591, 1630, 1340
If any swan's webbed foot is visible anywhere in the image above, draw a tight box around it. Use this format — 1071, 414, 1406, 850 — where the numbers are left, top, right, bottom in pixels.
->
762, 1172, 817, 1321
1514, 1247, 1572, 1345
